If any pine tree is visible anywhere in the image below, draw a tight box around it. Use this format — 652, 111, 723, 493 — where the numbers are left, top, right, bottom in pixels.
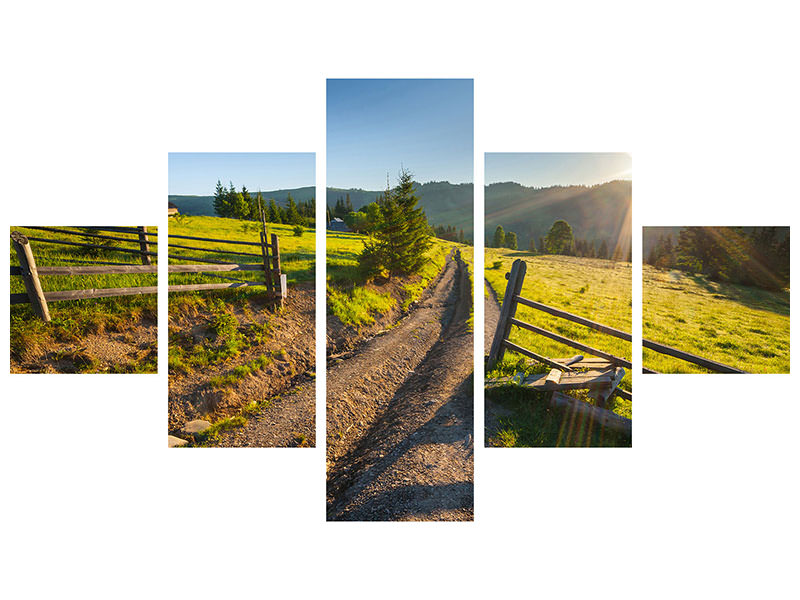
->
493, 225, 505, 249
213, 180, 228, 217
505, 231, 518, 250
359, 168, 432, 278
597, 239, 609, 259
544, 220, 574, 255
268, 198, 281, 223
285, 193, 301, 225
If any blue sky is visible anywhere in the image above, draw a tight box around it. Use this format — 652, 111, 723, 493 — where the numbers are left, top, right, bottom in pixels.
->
168, 153, 315, 195
485, 153, 632, 187
327, 79, 474, 189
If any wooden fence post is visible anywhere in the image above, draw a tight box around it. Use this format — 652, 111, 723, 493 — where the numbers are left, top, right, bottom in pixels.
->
487, 259, 527, 369
258, 206, 274, 292
138, 226, 152, 265
270, 233, 283, 306
11, 232, 51, 322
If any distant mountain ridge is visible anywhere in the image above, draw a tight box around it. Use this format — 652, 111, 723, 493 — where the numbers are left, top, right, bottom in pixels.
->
485, 180, 632, 252
327, 181, 474, 237
169, 186, 316, 216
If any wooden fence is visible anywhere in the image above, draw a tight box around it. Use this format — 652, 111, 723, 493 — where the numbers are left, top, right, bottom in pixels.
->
11, 216, 288, 322
167, 206, 286, 304
10, 227, 158, 322
641, 339, 746, 374
487, 258, 633, 404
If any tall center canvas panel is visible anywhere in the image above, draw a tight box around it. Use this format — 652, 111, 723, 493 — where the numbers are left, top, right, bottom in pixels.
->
326, 79, 475, 521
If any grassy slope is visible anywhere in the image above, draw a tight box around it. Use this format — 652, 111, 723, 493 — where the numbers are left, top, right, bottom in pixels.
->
642, 265, 790, 373
485, 251, 632, 447
168, 215, 314, 290
10, 226, 158, 372
168, 215, 314, 374
326, 231, 464, 326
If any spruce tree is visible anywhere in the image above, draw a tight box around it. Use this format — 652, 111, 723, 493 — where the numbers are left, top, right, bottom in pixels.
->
505, 231, 518, 250
285, 193, 301, 225
493, 226, 505, 249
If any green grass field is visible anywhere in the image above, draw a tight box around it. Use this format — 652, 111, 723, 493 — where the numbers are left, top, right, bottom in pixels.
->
10, 226, 158, 372
326, 231, 464, 326
642, 265, 790, 373
168, 215, 314, 292
485, 251, 632, 447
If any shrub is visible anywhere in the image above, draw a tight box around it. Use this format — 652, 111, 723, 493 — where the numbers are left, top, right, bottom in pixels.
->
293, 225, 304, 236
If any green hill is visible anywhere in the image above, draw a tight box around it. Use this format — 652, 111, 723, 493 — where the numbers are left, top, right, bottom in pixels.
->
327, 181, 474, 238
485, 180, 631, 252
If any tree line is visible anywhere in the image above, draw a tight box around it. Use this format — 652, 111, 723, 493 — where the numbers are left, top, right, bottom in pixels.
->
646, 226, 789, 290
328, 191, 471, 245
213, 180, 314, 226
491, 220, 630, 261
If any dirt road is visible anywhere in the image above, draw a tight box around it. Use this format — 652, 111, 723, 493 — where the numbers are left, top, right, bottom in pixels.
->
326, 250, 474, 521
484, 279, 512, 444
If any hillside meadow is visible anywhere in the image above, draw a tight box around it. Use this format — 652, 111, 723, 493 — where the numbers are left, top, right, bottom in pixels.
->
168, 215, 314, 293
10, 226, 158, 373
327, 230, 466, 327
484, 251, 632, 446
642, 265, 790, 373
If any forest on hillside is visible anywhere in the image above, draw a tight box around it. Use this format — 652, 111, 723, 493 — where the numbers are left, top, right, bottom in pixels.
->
644, 226, 789, 291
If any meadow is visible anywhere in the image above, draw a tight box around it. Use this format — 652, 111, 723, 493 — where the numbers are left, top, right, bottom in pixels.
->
326, 230, 464, 326
642, 265, 790, 373
10, 226, 158, 373
484, 250, 632, 446
168, 215, 314, 290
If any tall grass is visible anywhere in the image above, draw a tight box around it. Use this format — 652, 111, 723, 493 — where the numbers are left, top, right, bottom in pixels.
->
326, 230, 463, 326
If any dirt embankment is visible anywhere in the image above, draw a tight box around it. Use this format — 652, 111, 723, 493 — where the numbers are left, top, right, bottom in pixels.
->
10, 316, 157, 374
327, 250, 473, 521
168, 285, 315, 446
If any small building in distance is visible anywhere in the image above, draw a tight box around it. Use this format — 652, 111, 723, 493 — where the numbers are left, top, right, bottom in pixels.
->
328, 217, 350, 232
168, 202, 179, 217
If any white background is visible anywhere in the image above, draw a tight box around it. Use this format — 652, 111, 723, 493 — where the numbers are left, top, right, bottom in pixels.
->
1, 2, 797, 598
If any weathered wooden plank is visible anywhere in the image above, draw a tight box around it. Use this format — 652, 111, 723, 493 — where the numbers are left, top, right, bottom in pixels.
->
42, 286, 158, 302
553, 357, 613, 369
499, 340, 575, 372
167, 253, 239, 265
487, 259, 527, 367
550, 391, 632, 438
270, 233, 282, 303
23, 226, 157, 245
167, 263, 264, 273
486, 369, 614, 392
138, 226, 152, 266
167, 233, 263, 247
92, 226, 151, 235
279, 274, 287, 299
515, 295, 632, 341
10, 292, 31, 304
24, 236, 158, 257
509, 318, 632, 369
167, 241, 263, 258
10, 266, 22, 275
642, 338, 746, 373
641, 366, 660, 375
593, 367, 626, 408
614, 387, 633, 401
11, 232, 50, 321
168, 281, 264, 293
36, 265, 158, 275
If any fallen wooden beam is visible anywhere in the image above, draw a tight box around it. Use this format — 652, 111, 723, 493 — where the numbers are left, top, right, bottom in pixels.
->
550, 391, 632, 438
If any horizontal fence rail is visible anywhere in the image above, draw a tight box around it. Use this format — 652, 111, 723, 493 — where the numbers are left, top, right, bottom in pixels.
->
9, 229, 157, 321
642, 338, 747, 374
167, 205, 286, 304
